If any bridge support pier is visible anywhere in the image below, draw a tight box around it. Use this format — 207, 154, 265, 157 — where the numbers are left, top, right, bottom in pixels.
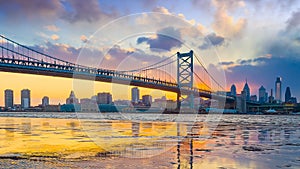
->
177, 93, 181, 111
177, 50, 194, 111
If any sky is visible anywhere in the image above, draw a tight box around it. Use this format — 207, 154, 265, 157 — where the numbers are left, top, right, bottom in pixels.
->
0, 0, 300, 106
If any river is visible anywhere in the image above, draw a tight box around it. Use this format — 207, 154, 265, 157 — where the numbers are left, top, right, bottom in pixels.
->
0, 112, 299, 168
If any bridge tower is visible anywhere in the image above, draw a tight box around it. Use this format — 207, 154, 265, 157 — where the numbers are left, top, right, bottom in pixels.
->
177, 50, 194, 110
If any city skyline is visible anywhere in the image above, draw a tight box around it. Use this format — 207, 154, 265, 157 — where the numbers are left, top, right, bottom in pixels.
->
1, 1, 300, 104
232, 76, 297, 103
1, 87, 174, 107
2, 74, 298, 108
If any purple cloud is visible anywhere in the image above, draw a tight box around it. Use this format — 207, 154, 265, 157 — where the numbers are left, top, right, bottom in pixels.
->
0, 0, 63, 22
199, 33, 225, 50
137, 27, 182, 52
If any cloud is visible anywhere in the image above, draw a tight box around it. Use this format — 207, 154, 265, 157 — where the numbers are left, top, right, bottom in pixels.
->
152, 6, 171, 14
0, 0, 118, 24
30, 41, 105, 68
51, 34, 59, 41
61, 0, 117, 23
286, 9, 300, 31
80, 35, 88, 43
137, 27, 182, 52
219, 61, 234, 66
245, 0, 297, 12
44, 25, 60, 32
31, 42, 79, 63
0, 0, 63, 22
211, 0, 247, 38
199, 33, 225, 49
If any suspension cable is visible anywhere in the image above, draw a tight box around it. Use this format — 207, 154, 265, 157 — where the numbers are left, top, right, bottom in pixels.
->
119, 53, 176, 73
194, 53, 225, 91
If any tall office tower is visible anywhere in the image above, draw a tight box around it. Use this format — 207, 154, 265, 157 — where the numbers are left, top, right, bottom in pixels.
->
66, 91, 79, 104
269, 89, 274, 103
242, 79, 250, 101
275, 77, 282, 102
285, 87, 291, 103
21, 89, 31, 108
4, 89, 13, 108
97, 92, 113, 104
259, 86, 267, 103
131, 87, 140, 103
230, 84, 237, 97
142, 95, 152, 106
42, 96, 49, 107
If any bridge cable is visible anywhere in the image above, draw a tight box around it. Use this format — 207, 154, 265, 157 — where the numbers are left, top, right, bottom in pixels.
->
194, 53, 225, 91
119, 53, 176, 73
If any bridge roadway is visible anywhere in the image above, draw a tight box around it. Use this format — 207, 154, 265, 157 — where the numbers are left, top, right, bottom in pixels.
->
0, 57, 232, 101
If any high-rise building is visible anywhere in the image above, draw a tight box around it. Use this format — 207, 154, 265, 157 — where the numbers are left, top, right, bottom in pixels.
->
97, 92, 112, 104
275, 77, 282, 102
289, 97, 297, 104
66, 91, 79, 104
230, 84, 237, 97
242, 80, 250, 101
250, 95, 257, 102
285, 87, 291, 103
142, 95, 152, 106
131, 87, 140, 103
42, 96, 49, 107
4, 89, 13, 108
269, 89, 274, 103
21, 89, 31, 109
259, 86, 267, 103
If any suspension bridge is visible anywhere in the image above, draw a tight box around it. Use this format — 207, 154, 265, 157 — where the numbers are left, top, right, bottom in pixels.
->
0, 35, 233, 110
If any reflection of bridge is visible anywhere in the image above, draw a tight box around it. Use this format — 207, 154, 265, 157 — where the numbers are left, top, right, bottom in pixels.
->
0, 35, 233, 109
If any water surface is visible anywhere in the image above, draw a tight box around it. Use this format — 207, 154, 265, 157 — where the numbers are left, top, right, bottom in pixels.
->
0, 113, 299, 168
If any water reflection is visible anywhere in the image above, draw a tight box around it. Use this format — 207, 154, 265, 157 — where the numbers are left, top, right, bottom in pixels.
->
0, 114, 299, 168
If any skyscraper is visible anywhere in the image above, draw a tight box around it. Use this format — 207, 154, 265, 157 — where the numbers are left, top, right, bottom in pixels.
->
230, 84, 237, 97
142, 95, 152, 106
97, 92, 112, 104
4, 89, 13, 108
131, 87, 140, 103
275, 77, 282, 102
21, 89, 31, 109
242, 80, 250, 101
42, 96, 49, 107
66, 91, 79, 104
285, 87, 291, 103
269, 89, 274, 103
259, 86, 267, 103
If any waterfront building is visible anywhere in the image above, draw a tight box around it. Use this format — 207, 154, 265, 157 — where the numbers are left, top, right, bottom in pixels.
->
250, 95, 257, 102
230, 84, 237, 97
97, 92, 112, 104
242, 80, 250, 101
275, 77, 282, 102
285, 87, 291, 103
42, 96, 49, 107
289, 97, 297, 104
142, 95, 152, 106
269, 89, 275, 103
131, 87, 140, 103
21, 89, 31, 109
66, 91, 79, 104
259, 86, 267, 103
236, 91, 246, 113
114, 99, 131, 106
4, 89, 13, 108
43, 105, 60, 112
80, 98, 98, 112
